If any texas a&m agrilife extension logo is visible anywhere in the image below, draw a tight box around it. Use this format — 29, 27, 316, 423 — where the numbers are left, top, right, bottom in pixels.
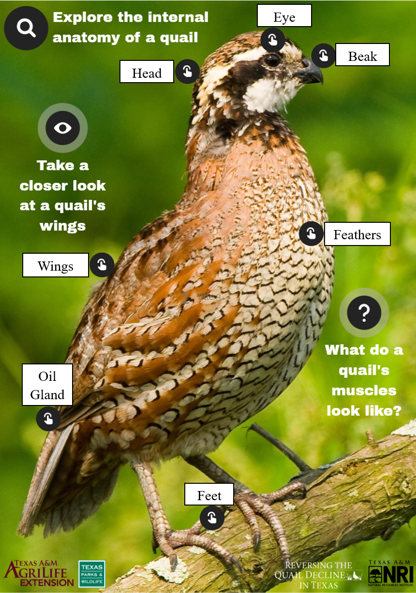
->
368, 560, 414, 586
4, 559, 74, 587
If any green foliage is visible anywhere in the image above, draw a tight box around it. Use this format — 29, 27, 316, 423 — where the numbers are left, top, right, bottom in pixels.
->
0, 2, 415, 591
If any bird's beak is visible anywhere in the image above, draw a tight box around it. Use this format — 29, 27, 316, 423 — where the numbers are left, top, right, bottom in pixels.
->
294, 58, 323, 84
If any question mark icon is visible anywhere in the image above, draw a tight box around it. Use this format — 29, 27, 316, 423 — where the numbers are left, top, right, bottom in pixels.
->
358, 303, 370, 322
345, 293, 385, 333
394, 406, 401, 416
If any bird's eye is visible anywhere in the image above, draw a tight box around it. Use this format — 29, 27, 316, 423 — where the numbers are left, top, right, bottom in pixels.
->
263, 53, 281, 68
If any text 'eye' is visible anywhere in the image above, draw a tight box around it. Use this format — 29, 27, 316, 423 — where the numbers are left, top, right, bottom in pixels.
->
54, 122, 72, 134
264, 54, 281, 68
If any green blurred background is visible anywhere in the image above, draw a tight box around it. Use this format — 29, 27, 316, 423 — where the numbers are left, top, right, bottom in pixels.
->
1, 1, 416, 591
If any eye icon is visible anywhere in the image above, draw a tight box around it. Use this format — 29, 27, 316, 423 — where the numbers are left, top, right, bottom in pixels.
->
54, 122, 72, 134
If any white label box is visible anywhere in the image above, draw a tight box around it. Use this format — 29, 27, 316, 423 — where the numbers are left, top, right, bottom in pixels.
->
184, 483, 234, 506
257, 4, 312, 27
120, 60, 174, 83
336, 44, 390, 66
23, 253, 89, 277
324, 222, 391, 246
22, 364, 73, 406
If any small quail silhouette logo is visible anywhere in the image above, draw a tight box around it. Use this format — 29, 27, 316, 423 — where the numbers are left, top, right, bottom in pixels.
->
346, 571, 362, 580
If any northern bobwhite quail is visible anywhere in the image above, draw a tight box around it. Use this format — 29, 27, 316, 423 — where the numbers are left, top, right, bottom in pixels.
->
19, 31, 334, 571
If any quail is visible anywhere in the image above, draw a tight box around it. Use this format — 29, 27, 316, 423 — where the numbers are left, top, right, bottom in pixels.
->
19, 31, 334, 571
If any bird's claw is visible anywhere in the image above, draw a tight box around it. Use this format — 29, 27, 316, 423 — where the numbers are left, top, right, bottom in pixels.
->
151, 526, 242, 572
235, 480, 306, 566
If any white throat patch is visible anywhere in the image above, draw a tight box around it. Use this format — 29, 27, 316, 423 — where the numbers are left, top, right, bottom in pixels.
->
243, 77, 300, 113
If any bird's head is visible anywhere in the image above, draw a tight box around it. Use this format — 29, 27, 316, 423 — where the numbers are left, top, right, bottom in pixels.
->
191, 31, 322, 126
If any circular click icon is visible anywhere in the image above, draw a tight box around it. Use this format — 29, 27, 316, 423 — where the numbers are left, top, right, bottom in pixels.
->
46, 111, 80, 146
339, 289, 389, 338
36, 407, 61, 431
5, 6, 48, 50
176, 60, 200, 84
199, 506, 225, 531
311, 44, 335, 69
90, 253, 115, 278
299, 221, 324, 246
261, 28, 285, 53
38, 104, 88, 153
347, 296, 382, 331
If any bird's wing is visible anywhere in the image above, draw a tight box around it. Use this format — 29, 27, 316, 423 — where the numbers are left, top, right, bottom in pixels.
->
59, 181, 253, 428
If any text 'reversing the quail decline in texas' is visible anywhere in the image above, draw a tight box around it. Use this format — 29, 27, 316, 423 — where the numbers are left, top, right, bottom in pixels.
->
1, 2, 415, 593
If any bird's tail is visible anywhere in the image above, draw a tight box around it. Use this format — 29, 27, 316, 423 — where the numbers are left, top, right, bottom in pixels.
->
18, 425, 120, 537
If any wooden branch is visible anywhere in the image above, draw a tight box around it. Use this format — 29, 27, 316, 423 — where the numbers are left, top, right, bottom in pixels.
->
105, 423, 416, 593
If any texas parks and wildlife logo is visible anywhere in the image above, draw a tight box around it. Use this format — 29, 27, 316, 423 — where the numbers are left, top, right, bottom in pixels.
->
368, 560, 414, 586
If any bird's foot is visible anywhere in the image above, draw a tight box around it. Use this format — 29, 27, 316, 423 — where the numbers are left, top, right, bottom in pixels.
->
132, 460, 241, 573
185, 454, 307, 567
235, 480, 306, 566
151, 524, 242, 572
151, 517, 203, 552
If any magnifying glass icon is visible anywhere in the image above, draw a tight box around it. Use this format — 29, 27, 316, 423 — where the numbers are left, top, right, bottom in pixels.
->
17, 18, 36, 38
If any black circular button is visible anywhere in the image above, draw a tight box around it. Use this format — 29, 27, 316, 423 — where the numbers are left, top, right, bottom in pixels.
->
175, 60, 200, 84
36, 407, 61, 431
200, 506, 225, 531
299, 221, 324, 246
45, 111, 80, 146
176, 59, 200, 84
5, 6, 48, 51
311, 44, 336, 69
38, 104, 88, 153
347, 296, 382, 330
90, 253, 115, 278
261, 28, 285, 53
